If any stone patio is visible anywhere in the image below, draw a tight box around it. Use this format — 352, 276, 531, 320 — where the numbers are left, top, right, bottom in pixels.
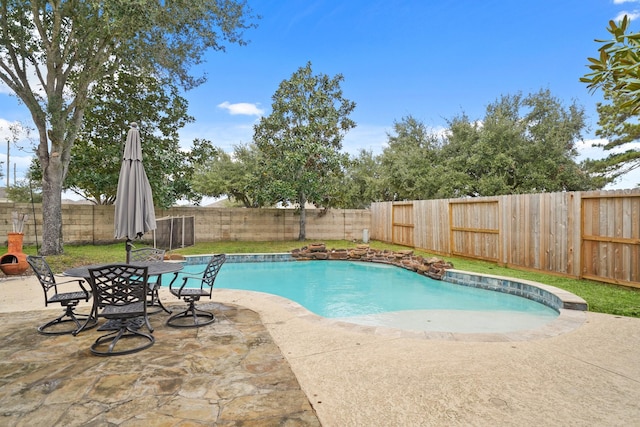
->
2, 275, 640, 426
0, 302, 320, 426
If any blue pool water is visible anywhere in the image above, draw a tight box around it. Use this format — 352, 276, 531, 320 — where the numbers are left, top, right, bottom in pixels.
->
170, 261, 559, 333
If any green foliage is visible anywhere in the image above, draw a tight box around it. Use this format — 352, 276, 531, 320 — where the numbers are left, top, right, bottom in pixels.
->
0, 0, 257, 254
366, 90, 599, 201
440, 90, 600, 196
579, 16, 640, 187
339, 149, 389, 208
583, 89, 640, 186
191, 143, 262, 207
253, 62, 356, 239
6, 179, 41, 203
379, 116, 444, 200
581, 16, 640, 113
64, 68, 206, 207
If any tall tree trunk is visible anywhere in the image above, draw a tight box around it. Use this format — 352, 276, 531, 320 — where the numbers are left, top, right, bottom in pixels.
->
40, 166, 64, 255
298, 193, 306, 241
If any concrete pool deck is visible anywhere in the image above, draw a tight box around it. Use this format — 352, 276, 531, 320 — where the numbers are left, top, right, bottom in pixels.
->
2, 274, 640, 425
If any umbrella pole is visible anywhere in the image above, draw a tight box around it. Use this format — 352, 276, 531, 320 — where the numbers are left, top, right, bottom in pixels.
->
126, 239, 133, 264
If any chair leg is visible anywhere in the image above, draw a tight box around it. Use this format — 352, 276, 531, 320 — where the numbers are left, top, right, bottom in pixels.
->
73, 311, 98, 336
147, 287, 172, 315
90, 319, 154, 356
38, 304, 97, 335
166, 299, 215, 328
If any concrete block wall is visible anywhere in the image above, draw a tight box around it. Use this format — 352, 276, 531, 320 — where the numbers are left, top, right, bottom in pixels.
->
0, 203, 371, 246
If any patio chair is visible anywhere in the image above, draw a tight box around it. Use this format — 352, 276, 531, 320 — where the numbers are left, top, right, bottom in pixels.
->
166, 254, 226, 328
129, 247, 170, 314
27, 255, 97, 335
129, 247, 165, 263
87, 264, 154, 356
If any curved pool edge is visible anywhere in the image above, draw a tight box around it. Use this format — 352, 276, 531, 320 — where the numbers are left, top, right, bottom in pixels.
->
444, 269, 589, 312
208, 288, 587, 343
185, 252, 589, 313
183, 253, 589, 341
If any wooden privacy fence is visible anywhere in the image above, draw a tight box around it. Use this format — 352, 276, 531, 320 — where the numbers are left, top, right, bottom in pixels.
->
391, 203, 414, 247
371, 189, 640, 288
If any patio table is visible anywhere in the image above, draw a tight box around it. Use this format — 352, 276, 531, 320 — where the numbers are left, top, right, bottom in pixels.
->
64, 261, 184, 331
64, 260, 184, 279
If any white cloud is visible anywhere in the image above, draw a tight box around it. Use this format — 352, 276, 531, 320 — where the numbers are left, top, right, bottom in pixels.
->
179, 121, 256, 152
0, 119, 33, 146
614, 10, 640, 21
576, 137, 608, 162
576, 137, 639, 189
614, 0, 640, 4
0, 118, 36, 184
576, 137, 605, 149
578, 137, 640, 156
217, 101, 264, 116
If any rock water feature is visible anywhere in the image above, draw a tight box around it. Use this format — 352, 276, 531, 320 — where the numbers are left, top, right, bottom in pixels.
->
290, 243, 454, 280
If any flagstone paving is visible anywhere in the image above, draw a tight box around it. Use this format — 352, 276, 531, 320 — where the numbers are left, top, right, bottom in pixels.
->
0, 302, 321, 426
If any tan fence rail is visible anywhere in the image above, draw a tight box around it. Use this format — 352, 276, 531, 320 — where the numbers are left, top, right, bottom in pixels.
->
371, 189, 640, 288
0, 204, 371, 248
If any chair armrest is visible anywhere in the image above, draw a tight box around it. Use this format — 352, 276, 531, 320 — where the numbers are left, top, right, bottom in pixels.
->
53, 276, 91, 299
168, 271, 204, 296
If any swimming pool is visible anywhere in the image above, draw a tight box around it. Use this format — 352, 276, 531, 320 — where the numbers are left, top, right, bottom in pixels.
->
171, 260, 560, 334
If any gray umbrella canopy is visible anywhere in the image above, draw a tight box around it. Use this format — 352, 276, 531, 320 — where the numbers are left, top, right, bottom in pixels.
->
114, 123, 156, 261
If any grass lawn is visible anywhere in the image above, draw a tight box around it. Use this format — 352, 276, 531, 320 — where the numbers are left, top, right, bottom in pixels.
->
18, 239, 640, 319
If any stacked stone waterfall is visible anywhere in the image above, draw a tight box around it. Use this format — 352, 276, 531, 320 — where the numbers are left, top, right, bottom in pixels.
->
290, 243, 453, 280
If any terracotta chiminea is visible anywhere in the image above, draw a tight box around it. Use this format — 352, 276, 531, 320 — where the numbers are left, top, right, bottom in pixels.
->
0, 232, 29, 275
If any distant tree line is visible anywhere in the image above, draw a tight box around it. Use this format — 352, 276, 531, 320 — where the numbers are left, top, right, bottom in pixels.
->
192, 88, 603, 211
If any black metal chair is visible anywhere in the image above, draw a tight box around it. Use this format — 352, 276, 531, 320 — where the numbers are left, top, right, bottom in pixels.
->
129, 247, 170, 314
129, 247, 165, 262
86, 264, 154, 356
27, 255, 96, 335
167, 254, 226, 328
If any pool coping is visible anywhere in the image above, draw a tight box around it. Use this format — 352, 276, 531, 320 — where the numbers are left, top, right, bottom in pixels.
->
184, 252, 588, 341
443, 269, 588, 312
184, 252, 588, 311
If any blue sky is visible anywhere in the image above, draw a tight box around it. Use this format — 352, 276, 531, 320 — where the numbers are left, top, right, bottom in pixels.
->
1, 0, 640, 191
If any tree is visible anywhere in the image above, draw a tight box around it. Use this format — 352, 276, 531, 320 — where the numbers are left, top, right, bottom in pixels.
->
441, 90, 600, 196
339, 149, 388, 208
253, 62, 356, 240
191, 143, 261, 208
379, 115, 443, 200
63, 68, 200, 206
0, 1, 256, 255
581, 16, 640, 113
6, 179, 41, 203
437, 113, 486, 197
581, 16, 640, 186
583, 85, 640, 186
179, 138, 221, 206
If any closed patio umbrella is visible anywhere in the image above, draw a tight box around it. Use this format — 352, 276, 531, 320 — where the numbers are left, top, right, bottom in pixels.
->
114, 122, 156, 263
